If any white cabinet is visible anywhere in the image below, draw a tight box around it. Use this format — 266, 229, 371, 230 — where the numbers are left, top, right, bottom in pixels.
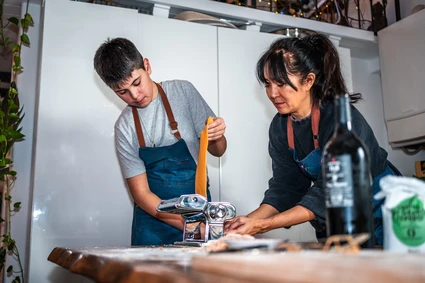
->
378, 9, 425, 148
136, 13, 221, 201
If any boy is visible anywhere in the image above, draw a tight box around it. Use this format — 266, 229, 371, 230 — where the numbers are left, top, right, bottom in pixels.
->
94, 38, 227, 245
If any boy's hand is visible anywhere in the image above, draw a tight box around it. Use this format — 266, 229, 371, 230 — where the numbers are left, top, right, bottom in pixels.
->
207, 117, 226, 141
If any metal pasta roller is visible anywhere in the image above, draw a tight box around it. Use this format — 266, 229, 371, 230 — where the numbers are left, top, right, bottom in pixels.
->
156, 194, 236, 246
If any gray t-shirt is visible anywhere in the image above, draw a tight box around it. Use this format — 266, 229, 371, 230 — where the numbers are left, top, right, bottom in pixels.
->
114, 80, 215, 179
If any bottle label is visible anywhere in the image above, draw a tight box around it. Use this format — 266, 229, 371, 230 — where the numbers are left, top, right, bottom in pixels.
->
392, 196, 425, 247
324, 154, 354, 207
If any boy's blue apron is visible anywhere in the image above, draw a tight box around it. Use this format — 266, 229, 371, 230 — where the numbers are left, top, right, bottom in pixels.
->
286, 104, 400, 245
130, 82, 210, 246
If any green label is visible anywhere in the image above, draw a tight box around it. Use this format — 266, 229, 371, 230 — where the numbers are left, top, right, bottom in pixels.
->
392, 196, 425, 247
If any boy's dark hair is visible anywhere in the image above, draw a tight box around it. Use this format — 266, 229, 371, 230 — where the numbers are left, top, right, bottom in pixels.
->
256, 34, 361, 104
94, 38, 145, 89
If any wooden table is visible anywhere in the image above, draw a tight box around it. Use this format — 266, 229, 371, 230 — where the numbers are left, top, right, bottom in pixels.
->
48, 246, 425, 283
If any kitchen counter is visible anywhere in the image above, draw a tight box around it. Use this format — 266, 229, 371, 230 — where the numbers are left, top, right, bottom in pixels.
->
48, 246, 425, 283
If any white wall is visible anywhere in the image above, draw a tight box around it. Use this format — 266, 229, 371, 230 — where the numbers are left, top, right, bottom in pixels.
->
386, 0, 425, 25
28, 1, 138, 282
351, 58, 425, 176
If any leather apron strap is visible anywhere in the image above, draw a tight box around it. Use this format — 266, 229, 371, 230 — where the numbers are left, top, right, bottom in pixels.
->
132, 82, 181, 148
287, 103, 320, 149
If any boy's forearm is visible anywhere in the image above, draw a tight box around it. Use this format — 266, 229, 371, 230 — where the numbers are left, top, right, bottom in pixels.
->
208, 135, 227, 157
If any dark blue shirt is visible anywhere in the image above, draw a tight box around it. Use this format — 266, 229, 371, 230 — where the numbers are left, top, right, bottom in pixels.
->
261, 101, 389, 231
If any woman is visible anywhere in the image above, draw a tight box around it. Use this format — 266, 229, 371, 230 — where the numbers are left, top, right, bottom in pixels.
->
224, 34, 399, 245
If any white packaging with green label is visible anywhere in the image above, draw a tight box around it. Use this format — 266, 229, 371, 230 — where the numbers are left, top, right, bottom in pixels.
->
375, 176, 425, 253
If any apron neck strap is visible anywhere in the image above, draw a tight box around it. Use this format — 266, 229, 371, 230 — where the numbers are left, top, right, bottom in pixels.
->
132, 107, 146, 148
131, 82, 181, 148
156, 82, 181, 141
287, 103, 320, 149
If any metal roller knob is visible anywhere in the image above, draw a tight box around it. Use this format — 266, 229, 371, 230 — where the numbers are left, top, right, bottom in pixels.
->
209, 204, 226, 219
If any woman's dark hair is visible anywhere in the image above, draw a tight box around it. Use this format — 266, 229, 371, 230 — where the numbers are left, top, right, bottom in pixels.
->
93, 38, 145, 89
256, 33, 361, 104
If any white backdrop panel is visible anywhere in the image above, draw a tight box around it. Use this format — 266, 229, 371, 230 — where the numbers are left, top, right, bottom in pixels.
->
30, 1, 137, 282
136, 14, 220, 201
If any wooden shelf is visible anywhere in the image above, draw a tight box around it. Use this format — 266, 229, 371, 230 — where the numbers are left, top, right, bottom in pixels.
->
120, 0, 378, 58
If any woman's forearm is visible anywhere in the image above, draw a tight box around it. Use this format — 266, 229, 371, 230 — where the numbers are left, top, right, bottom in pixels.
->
267, 205, 315, 231
247, 204, 279, 219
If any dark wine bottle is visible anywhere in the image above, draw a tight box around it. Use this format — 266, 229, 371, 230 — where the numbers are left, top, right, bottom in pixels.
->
322, 94, 374, 248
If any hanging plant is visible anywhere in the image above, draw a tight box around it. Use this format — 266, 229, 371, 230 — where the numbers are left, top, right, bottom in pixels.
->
0, 0, 33, 282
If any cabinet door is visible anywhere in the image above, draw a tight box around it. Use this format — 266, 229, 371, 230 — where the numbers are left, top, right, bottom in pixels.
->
378, 10, 425, 146
31, 1, 139, 282
218, 28, 316, 241
137, 14, 220, 201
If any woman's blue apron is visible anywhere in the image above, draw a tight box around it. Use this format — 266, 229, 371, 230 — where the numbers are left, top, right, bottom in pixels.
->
131, 83, 210, 246
287, 104, 399, 245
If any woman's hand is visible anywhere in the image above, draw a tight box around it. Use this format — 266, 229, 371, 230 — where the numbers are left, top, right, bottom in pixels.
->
207, 117, 226, 141
224, 216, 267, 236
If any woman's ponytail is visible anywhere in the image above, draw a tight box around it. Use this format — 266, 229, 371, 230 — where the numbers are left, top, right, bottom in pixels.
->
304, 34, 361, 104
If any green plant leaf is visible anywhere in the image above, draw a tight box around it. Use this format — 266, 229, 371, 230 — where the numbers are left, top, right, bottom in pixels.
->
8, 98, 19, 112
12, 44, 20, 53
21, 34, 30, 45
13, 202, 21, 209
9, 114, 25, 131
14, 56, 21, 66
8, 130, 24, 140
8, 113, 19, 120
8, 87, 18, 96
7, 17, 19, 25
5, 196, 11, 201
20, 18, 29, 31
7, 241, 15, 251
7, 265, 13, 272
12, 65, 23, 72
25, 13, 34, 25
0, 137, 7, 156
